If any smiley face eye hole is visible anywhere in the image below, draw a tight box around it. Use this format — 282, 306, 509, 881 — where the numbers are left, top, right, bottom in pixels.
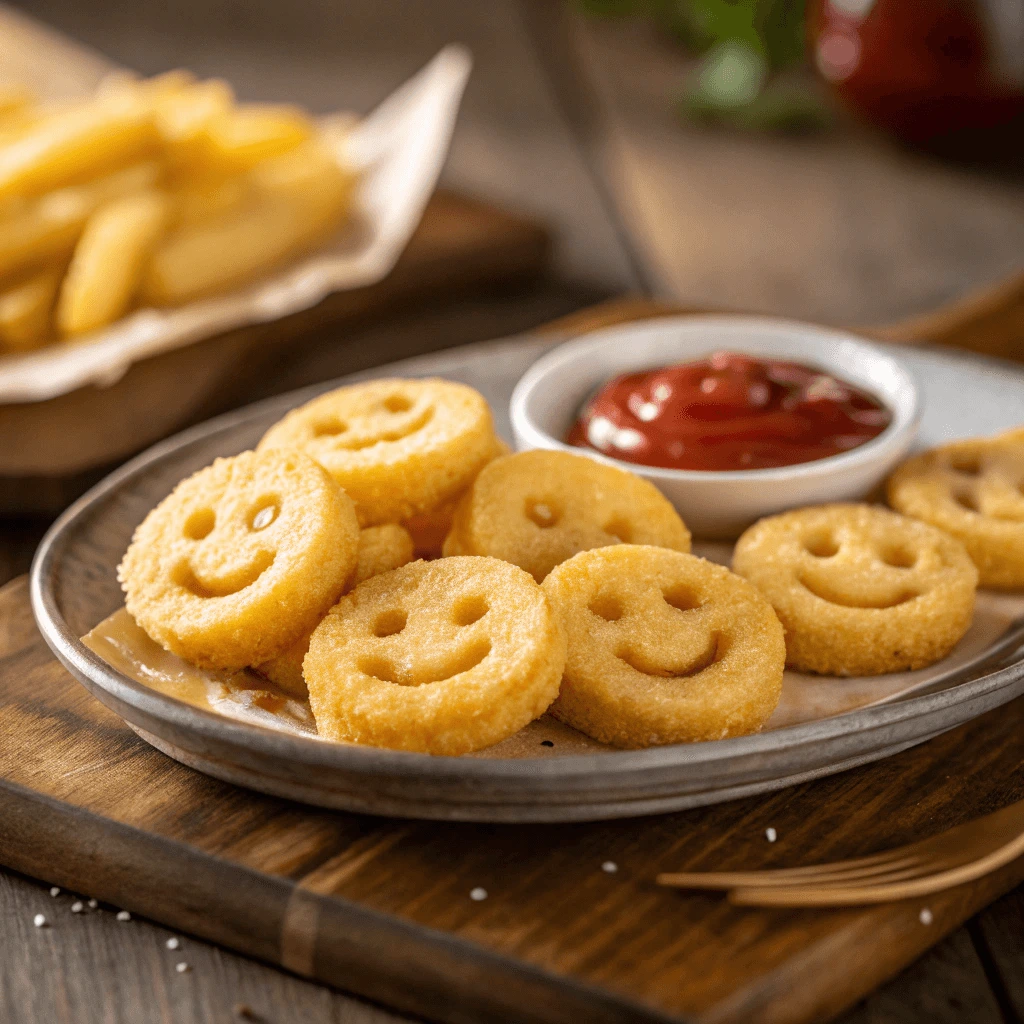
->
589, 593, 623, 621
603, 517, 633, 543
804, 531, 839, 558
452, 595, 488, 626
949, 453, 981, 475
372, 609, 407, 637
879, 544, 918, 569
313, 419, 348, 437
383, 393, 412, 414
183, 508, 216, 541
662, 584, 701, 612
955, 489, 979, 513
525, 499, 561, 528
248, 497, 280, 532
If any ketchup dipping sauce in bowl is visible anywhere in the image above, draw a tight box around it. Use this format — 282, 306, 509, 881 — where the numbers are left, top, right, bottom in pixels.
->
510, 316, 920, 538
567, 352, 891, 472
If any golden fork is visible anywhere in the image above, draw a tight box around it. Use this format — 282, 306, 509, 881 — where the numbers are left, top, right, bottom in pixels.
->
656, 798, 1024, 907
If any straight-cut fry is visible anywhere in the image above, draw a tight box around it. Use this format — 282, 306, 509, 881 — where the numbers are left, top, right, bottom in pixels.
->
0, 95, 156, 201
0, 267, 61, 350
141, 160, 352, 305
57, 190, 170, 335
0, 162, 161, 280
198, 104, 313, 171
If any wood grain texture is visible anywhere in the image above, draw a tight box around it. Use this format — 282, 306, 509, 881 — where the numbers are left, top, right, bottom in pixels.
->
1, 572, 1023, 1024
0, 869, 403, 1024
837, 926, 1006, 1024
974, 888, 1024, 1022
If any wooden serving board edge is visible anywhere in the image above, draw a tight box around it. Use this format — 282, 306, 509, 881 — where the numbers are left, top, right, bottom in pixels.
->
0, 752, 670, 1024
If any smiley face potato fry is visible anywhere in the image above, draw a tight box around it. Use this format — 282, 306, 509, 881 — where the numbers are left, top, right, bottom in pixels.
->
119, 448, 359, 670
732, 504, 978, 676
402, 437, 510, 557
542, 545, 784, 748
887, 431, 1024, 589
257, 523, 415, 698
443, 449, 692, 582
304, 556, 566, 755
258, 378, 497, 527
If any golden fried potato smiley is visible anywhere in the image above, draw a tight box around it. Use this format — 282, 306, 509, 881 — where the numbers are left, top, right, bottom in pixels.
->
403, 437, 510, 557
541, 545, 784, 748
304, 556, 566, 755
443, 449, 691, 581
257, 378, 497, 526
733, 504, 978, 676
256, 523, 415, 698
119, 449, 360, 670
887, 431, 1024, 589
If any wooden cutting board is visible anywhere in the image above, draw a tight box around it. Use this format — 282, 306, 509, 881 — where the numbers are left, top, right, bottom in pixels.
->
2, 569, 1023, 1024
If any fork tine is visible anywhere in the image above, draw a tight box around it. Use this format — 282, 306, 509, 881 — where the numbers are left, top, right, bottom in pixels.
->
656, 852, 922, 891
728, 839, 1024, 907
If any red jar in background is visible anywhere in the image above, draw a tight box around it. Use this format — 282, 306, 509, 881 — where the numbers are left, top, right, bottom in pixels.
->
807, 0, 1024, 158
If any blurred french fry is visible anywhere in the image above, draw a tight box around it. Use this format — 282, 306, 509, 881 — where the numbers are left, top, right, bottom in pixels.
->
249, 136, 344, 194
0, 162, 161, 280
154, 79, 234, 165
57, 189, 171, 335
197, 103, 313, 171
0, 95, 156, 201
98, 69, 196, 103
0, 85, 34, 119
0, 70, 360, 345
142, 157, 352, 305
0, 267, 61, 351
171, 173, 249, 227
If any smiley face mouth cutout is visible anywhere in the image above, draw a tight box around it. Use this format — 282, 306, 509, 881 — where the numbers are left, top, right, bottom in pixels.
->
798, 574, 919, 610
358, 638, 492, 686
312, 404, 434, 450
616, 632, 722, 679
173, 550, 275, 599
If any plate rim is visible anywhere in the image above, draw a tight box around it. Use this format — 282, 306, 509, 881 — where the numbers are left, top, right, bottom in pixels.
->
28, 332, 1024, 788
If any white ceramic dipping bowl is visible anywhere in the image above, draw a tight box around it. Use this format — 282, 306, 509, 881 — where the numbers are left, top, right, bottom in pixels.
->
510, 316, 921, 539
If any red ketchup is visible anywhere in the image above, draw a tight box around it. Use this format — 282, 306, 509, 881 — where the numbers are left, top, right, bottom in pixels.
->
567, 352, 891, 472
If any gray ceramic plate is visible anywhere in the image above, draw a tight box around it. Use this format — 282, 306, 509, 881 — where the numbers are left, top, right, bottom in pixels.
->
30, 332, 1024, 822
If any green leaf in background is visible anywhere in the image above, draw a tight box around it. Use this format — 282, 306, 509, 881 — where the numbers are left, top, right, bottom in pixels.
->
685, 40, 768, 112
686, 0, 765, 56
755, 0, 806, 69
575, 0, 827, 134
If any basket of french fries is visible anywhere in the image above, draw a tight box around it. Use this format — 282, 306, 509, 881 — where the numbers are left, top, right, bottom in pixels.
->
0, 45, 470, 400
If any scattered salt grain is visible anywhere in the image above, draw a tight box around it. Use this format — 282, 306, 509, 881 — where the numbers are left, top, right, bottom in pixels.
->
116, 910, 131, 922
87, 899, 98, 909
70, 901, 84, 914
166, 937, 180, 950
49, 887, 60, 897
601, 861, 618, 874
33, 914, 47, 928
175, 962, 190, 974
765, 828, 778, 843
919, 908, 933, 926
469, 887, 488, 901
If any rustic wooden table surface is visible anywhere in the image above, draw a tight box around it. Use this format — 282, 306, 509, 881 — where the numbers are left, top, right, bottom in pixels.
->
2, 1, 1023, 1022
